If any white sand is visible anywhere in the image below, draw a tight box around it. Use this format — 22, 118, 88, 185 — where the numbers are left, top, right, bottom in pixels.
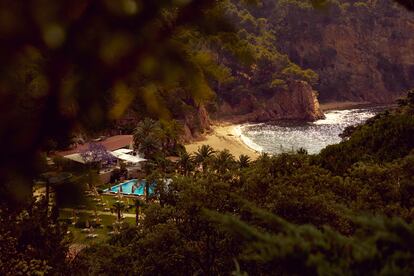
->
185, 124, 260, 159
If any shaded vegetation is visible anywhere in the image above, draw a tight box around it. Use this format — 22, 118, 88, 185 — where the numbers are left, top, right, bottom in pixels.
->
1, 1, 414, 275
70, 92, 414, 275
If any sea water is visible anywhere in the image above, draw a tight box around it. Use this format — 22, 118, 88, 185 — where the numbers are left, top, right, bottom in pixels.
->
238, 107, 385, 155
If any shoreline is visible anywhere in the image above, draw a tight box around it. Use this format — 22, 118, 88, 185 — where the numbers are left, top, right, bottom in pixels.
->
185, 101, 387, 159
185, 123, 260, 160
319, 101, 375, 111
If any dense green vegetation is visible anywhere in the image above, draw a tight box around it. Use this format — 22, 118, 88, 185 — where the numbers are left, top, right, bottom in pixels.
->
1, 1, 414, 275
3, 95, 413, 274
0, 0, 324, 210
210, 0, 319, 99
113, 0, 321, 132
0, 0, 239, 207
254, 0, 414, 101
133, 118, 184, 159
0, 0, 320, 206
65, 93, 414, 275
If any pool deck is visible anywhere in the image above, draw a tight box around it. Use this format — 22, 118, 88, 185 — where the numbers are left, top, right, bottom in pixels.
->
104, 178, 155, 197
102, 191, 146, 199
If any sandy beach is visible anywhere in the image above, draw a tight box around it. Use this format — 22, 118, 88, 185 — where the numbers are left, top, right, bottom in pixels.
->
185, 101, 378, 159
185, 124, 260, 160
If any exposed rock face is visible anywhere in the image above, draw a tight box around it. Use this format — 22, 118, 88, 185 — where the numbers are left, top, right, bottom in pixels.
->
182, 104, 212, 142
197, 104, 212, 131
216, 80, 324, 123
268, 1, 414, 103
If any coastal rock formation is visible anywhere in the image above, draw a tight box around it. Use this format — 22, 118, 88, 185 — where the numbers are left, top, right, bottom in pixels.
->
215, 80, 324, 123
182, 104, 212, 142
77, 1, 414, 144
264, 1, 414, 103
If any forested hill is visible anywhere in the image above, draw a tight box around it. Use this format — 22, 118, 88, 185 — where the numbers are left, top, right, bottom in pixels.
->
215, 0, 414, 109
2, 2, 414, 274
113, 0, 327, 139
113, 0, 414, 139
253, 0, 414, 102
211, 0, 414, 123
69, 91, 414, 275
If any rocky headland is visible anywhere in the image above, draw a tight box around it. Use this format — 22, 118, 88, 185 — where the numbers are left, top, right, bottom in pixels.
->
215, 80, 324, 124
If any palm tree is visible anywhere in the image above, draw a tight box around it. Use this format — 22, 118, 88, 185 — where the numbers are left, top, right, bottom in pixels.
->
139, 135, 161, 159
144, 174, 157, 203
131, 199, 144, 226
178, 151, 194, 175
111, 201, 128, 222
160, 120, 184, 153
154, 154, 173, 174
143, 160, 156, 177
145, 181, 151, 203
296, 148, 308, 155
257, 152, 271, 165
237, 154, 251, 169
255, 152, 276, 177
42, 172, 73, 217
212, 149, 235, 174
40, 172, 54, 210
133, 118, 159, 142
133, 118, 162, 159
194, 145, 215, 172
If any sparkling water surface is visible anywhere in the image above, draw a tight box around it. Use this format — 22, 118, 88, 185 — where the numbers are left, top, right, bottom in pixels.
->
239, 107, 385, 155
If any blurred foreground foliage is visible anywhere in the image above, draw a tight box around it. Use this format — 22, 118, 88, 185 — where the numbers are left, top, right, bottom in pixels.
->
0, 198, 69, 275
0, 0, 345, 206
0, 0, 235, 207
0, 0, 320, 206
1, 0, 414, 275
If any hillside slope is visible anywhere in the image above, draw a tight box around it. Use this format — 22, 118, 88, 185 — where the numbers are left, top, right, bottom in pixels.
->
257, 0, 414, 102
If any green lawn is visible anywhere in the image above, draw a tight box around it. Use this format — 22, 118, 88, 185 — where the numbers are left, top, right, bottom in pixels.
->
75, 193, 141, 214
60, 210, 135, 245
55, 177, 145, 244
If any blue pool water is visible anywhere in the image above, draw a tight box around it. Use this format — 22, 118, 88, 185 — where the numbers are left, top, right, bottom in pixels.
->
105, 179, 155, 196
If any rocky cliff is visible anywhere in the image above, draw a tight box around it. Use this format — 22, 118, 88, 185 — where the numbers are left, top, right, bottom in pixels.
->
259, 0, 414, 103
114, 1, 414, 138
182, 104, 212, 142
215, 80, 324, 123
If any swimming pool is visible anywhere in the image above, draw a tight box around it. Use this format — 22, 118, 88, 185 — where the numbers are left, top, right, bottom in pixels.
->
104, 179, 155, 196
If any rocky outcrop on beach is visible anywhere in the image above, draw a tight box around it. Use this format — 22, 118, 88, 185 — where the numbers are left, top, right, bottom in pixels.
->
215, 80, 324, 123
93, 1, 414, 144
182, 104, 212, 142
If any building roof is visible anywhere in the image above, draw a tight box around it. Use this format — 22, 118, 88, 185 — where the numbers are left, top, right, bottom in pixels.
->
112, 148, 133, 154
55, 135, 133, 156
111, 149, 146, 163
63, 153, 86, 164
64, 150, 146, 164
